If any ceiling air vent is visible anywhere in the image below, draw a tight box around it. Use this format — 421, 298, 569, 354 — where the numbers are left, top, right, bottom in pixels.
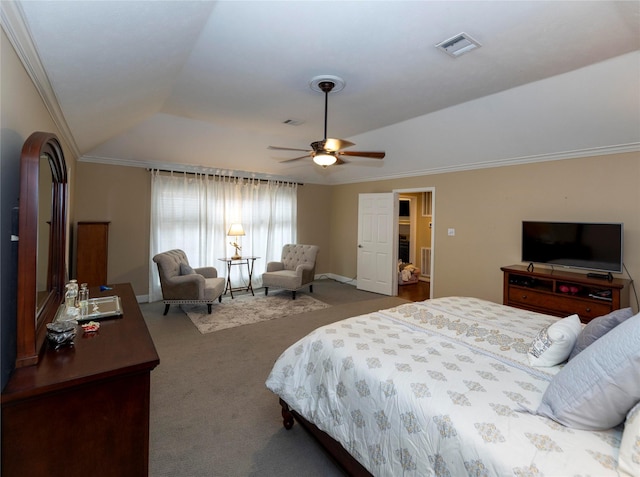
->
436, 33, 481, 58
282, 119, 304, 126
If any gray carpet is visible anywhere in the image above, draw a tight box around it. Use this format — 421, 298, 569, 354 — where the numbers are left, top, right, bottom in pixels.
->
142, 279, 408, 477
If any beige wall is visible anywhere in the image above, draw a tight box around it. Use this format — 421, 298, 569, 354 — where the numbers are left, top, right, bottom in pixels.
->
19, 143, 640, 316
73, 162, 150, 294
1, 27, 79, 289
73, 164, 334, 296
1, 29, 78, 205
296, 183, 332, 274
328, 152, 639, 310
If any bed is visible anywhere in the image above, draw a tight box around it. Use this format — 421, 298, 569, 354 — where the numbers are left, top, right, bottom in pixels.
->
266, 296, 640, 476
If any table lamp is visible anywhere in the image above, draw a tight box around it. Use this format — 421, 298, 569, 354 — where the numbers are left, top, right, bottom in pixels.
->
227, 223, 245, 259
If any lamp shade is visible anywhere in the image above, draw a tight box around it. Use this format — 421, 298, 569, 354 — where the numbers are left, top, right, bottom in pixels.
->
227, 223, 245, 236
313, 152, 337, 166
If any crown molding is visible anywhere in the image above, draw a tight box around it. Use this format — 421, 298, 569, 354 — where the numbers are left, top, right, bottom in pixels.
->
79, 154, 297, 183
81, 142, 639, 186
1, 1, 81, 158
330, 142, 640, 185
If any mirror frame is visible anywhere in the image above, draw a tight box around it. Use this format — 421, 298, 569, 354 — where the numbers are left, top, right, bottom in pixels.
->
16, 132, 68, 367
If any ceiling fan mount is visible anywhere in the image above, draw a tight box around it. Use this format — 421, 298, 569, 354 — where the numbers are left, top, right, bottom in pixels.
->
269, 75, 385, 167
309, 75, 345, 94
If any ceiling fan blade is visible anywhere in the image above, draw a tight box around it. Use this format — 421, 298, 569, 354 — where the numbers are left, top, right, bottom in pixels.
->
323, 138, 355, 152
338, 151, 386, 159
278, 154, 312, 163
268, 145, 312, 153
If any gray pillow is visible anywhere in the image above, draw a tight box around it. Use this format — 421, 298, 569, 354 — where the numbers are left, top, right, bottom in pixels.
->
180, 262, 196, 275
536, 310, 640, 430
569, 307, 634, 360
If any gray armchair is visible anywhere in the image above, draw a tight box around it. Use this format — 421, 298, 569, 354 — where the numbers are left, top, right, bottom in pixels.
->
153, 249, 225, 315
262, 244, 319, 299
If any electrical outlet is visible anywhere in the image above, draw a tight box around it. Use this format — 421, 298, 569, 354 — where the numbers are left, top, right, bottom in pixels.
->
448, 228, 455, 236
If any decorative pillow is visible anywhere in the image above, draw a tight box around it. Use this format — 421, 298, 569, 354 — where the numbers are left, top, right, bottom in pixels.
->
619, 401, 640, 477
527, 314, 582, 367
536, 311, 640, 430
180, 262, 196, 275
568, 307, 634, 360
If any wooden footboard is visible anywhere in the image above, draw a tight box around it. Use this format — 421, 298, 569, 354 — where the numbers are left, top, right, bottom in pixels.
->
279, 398, 373, 477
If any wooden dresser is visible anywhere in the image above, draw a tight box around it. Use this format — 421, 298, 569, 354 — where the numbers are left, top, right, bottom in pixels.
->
1, 283, 159, 477
502, 264, 630, 323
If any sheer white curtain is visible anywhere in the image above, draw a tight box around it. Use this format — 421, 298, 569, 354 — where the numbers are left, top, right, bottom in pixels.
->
149, 170, 297, 302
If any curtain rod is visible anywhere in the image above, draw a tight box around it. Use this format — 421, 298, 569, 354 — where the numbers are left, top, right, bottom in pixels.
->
147, 168, 303, 186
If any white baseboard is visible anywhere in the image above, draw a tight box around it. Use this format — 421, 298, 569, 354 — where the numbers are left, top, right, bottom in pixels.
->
136, 294, 150, 303
316, 273, 358, 287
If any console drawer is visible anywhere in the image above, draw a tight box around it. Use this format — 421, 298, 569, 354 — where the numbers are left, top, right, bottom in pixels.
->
508, 288, 611, 320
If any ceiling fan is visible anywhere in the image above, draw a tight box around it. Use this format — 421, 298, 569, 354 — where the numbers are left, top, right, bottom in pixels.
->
268, 75, 386, 167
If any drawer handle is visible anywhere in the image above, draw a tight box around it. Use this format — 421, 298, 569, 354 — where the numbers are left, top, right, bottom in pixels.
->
585, 308, 591, 313
521, 295, 527, 300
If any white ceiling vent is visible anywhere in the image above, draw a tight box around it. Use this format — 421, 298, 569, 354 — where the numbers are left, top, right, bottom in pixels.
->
436, 33, 481, 58
282, 119, 304, 126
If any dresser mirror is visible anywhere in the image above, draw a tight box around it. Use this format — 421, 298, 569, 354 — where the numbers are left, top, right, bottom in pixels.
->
36, 154, 52, 314
16, 132, 68, 367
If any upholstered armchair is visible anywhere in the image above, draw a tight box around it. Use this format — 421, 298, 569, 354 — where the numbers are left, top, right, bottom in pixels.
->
262, 244, 319, 299
152, 249, 225, 315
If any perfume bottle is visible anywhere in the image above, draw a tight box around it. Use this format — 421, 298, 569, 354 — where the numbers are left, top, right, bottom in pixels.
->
78, 283, 89, 317
65, 280, 78, 309
64, 279, 79, 319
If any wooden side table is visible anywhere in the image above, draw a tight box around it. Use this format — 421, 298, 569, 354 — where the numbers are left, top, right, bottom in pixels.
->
218, 256, 259, 298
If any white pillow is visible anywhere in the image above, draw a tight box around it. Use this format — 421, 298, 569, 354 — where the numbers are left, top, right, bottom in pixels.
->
527, 314, 581, 367
619, 401, 640, 477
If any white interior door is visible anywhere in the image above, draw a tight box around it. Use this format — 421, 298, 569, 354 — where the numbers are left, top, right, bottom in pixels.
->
357, 193, 397, 295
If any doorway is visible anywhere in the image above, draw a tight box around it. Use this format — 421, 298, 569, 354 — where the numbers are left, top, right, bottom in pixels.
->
396, 188, 434, 300
356, 189, 434, 298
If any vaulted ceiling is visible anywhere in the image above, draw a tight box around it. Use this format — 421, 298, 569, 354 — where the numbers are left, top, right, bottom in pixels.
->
3, 1, 639, 184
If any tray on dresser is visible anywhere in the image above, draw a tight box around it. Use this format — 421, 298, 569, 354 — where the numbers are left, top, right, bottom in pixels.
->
55, 295, 123, 323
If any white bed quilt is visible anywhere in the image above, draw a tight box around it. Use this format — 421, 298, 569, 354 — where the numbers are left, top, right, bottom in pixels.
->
266, 297, 621, 476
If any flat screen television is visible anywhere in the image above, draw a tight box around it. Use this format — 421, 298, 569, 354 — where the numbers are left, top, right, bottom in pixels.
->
521, 221, 623, 273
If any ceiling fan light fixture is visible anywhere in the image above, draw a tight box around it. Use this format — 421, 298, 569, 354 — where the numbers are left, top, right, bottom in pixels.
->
313, 152, 337, 167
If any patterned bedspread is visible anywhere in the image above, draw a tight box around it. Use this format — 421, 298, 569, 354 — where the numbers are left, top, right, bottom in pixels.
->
265, 297, 621, 476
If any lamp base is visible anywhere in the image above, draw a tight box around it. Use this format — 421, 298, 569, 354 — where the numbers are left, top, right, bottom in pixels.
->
231, 254, 242, 260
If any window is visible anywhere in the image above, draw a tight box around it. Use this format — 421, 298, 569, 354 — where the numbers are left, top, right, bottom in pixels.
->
149, 171, 297, 302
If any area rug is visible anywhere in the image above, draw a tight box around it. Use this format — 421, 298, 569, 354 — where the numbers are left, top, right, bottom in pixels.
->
182, 292, 331, 334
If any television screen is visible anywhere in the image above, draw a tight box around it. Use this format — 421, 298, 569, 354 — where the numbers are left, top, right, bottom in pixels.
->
522, 221, 623, 273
